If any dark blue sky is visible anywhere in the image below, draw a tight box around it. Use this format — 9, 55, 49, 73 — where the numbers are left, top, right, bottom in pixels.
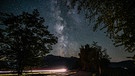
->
0, 0, 134, 62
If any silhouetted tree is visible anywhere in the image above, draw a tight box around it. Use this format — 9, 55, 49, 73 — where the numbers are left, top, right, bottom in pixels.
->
69, 0, 135, 52
79, 42, 110, 76
0, 10, 57, 75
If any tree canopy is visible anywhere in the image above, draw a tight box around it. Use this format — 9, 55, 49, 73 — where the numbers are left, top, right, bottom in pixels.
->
79, 42, 110, 75
69, 0, 135, 52
0, 10, 57, 75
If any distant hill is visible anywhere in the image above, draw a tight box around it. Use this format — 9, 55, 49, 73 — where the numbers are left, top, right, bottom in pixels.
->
44, 55, 135, 70
109, 60, 135, 75
44, 54, 80, 70
110, 60, 135, 69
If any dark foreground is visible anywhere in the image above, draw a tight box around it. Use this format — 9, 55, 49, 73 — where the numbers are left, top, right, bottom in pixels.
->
0, 70, 94, 76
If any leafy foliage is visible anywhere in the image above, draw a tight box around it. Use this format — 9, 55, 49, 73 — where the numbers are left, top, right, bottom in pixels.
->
69, 0, 135, 52
79, 42, 110, 74
0, 10, 57, 75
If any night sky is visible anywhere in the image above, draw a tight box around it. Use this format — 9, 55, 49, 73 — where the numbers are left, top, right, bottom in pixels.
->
0, 0, 134, 62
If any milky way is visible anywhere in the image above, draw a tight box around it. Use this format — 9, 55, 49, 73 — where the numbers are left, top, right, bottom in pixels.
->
50, 0, 79, 57
51, 0, 68, 56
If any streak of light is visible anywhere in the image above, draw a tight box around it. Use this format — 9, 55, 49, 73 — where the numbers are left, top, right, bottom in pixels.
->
0, 68, 67, 74
30, 68, 67, 73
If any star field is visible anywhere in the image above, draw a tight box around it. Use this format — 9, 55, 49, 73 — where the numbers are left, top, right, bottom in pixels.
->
0, 0, 134, 62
